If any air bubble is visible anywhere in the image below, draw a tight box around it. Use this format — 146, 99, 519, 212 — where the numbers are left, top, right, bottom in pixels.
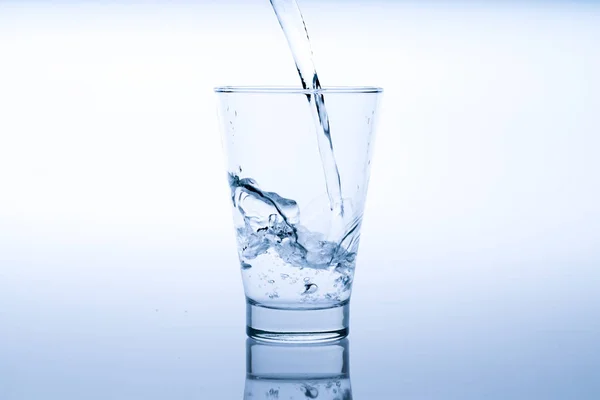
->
300, 384, 319, 399
241, 262, 252, 270
303, 283, 318, 294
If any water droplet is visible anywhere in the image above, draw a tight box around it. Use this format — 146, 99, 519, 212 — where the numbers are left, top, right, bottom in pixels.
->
280, 273, 289, 279
304, 277, 311, 282
268, 280, 275, 284
241, 262, 252, 270
300, 384, 319, 398
303, 283, 318, 294
234, 110, 238, 117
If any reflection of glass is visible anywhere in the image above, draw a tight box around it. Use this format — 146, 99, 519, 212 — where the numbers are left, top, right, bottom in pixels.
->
215, 87, 382, 342
245, 338, 352, 399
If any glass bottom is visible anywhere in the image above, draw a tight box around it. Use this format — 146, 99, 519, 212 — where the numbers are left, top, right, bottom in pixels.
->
246, 299, 349, 343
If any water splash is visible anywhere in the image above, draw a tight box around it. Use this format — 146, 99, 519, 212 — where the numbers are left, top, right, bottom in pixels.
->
229, 173, 358, 278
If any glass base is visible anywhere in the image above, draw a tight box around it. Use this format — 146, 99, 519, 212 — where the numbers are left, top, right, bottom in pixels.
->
246, 300, 349, 343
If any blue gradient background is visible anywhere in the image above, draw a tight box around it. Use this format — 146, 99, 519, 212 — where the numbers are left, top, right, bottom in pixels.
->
1, 1, 599, 398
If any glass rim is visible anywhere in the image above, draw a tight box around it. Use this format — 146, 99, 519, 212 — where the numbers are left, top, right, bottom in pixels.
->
214, 86, 383, 94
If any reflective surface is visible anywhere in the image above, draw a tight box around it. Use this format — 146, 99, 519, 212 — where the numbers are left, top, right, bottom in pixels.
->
245, 339, 351, 399
2, 244, 599, 399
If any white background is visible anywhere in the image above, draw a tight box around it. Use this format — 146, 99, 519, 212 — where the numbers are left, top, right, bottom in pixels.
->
1, 1, 599, 259
1, 1, 599, 398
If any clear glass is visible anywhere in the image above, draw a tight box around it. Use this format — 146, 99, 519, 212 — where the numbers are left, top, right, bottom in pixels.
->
245, 338, 351, 399
215, 86, 382, 342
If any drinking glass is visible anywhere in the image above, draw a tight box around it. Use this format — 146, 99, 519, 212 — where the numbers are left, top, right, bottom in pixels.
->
215, 86, 382, 342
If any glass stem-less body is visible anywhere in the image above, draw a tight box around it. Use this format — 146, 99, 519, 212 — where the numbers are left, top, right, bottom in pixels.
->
216, 86, 382, 342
